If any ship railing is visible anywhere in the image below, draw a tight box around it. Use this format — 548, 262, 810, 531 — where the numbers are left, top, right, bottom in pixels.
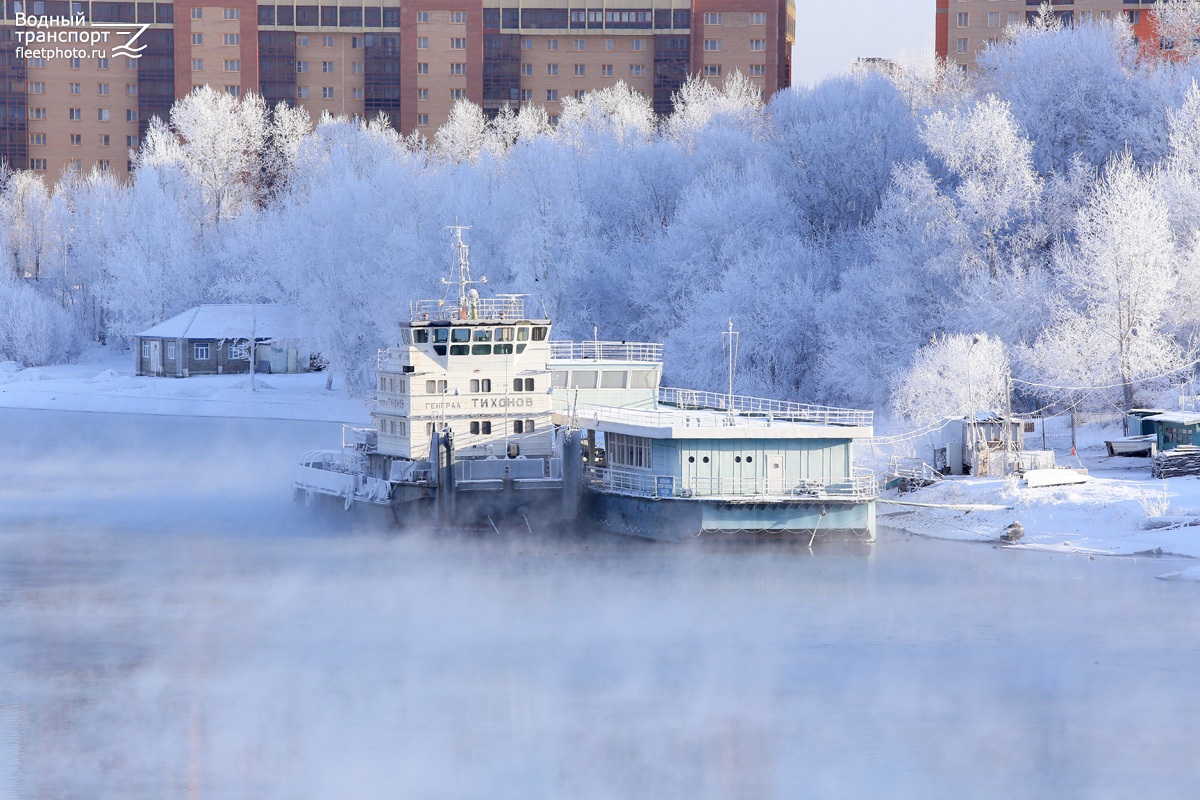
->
548, 340, 664, 363
565, 400, 872, 433
342, 425, 378, 453
658, 387, 873, 428
584, 466, 878, 501
410, 296, 526, 322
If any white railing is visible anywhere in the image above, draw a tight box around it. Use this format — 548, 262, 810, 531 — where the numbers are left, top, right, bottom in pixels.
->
410, 296, 527, 322
658, 387, 873, 428
560, 396, 871, 433
549, 340, 664, 363
584, 466, 877, 501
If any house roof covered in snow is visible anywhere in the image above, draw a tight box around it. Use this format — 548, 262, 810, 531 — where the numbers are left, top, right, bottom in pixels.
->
1144, 412, 1200, 426
137, 304, 306, 341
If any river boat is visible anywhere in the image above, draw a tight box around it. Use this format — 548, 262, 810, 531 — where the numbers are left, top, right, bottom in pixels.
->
292, 228, 877, 540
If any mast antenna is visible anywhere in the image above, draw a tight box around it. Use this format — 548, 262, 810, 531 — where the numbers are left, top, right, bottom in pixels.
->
722, 318, 739, 416
442, 223, 487, 316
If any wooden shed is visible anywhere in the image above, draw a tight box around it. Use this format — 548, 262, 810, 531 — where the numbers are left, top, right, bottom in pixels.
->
134, 304, 312, 378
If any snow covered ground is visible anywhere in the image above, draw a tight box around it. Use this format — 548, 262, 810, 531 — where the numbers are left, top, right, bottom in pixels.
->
882, 448, 1200, 580
0, 345, 370, 424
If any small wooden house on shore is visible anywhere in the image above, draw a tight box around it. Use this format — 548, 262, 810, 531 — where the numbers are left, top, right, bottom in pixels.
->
134, 304, 312, 378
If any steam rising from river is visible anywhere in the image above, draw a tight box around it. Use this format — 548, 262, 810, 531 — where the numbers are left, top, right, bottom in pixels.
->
2, 409, 1199, 798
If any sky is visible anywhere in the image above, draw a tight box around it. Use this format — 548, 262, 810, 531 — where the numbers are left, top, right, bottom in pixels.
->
793, 0, 934, 86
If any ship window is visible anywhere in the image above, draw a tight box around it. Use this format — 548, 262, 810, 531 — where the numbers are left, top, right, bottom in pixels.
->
426, 379, 447, 393
601, 370, 627, 389
400, 329, 412, 345
517, 327, 529, 341
516, 344, 526, 354
514, 377, 535, 392
735, 456, 741, 463
434, 345, 447, 356
470, 379, 492, 392
413, 329, 429, 343
451, 328, 471, 342
702, 456, 709, 463
745, 456, 752, 463
473, 328, 492, 341
433, 328, 449, 343
483, 421, 491, 434
631, 369, 657, 389
525, 419, 534, 432
532, 326, 548, 341
450, 345, 468, 356
570, 370, 597, 389
552, 371, 567, 388
514, 420, 523, 433
470, 421, 479, 434
495, 327, 514, 341
494, 344, 514, 354
688, 456, 695, 463
472, 344, 492, 355
608, 433, 652, 470
379, 376, 386, 391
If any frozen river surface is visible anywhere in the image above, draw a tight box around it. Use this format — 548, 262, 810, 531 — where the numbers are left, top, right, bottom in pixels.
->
1, 409, 1199, 799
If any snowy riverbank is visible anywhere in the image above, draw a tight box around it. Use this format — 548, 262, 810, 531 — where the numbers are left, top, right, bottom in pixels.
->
0, 346, 370, 424
882, 452, 1200, 580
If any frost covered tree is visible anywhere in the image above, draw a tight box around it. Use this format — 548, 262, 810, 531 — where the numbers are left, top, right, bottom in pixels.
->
433, 99, 487, 163
0, 273, 78, 365
891, 333, 1010, 425
1028, 154, 1184, 412
558, 81, 656, 144
1152, 0, 1200, 62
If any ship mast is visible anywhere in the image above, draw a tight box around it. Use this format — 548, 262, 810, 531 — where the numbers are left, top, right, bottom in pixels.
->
442, 223, 487, 318
723, 318, 739, 417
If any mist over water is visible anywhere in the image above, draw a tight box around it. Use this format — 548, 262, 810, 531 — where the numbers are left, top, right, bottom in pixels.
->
2, 409, 1199, 799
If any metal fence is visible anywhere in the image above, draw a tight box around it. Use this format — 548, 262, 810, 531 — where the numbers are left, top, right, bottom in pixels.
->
1023, 410, 1128, 454
549, 340, 664, 363
659, 387, 873, 428
584, 466, 877, 501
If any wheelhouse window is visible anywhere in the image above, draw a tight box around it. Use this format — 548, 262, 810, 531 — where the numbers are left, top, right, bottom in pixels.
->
413, 329, 429, 343
194, 342, 210, 360
601, 370, 628, 388
570, 370, 598, 389
516, 327, 529, 341
532, 326, 548, 341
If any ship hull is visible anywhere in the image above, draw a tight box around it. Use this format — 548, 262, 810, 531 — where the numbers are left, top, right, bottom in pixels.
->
582, 489, 876, 542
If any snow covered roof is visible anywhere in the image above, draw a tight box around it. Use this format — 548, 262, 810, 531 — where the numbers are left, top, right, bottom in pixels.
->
137, 305, 307, 340
1144, 412, 1200, 426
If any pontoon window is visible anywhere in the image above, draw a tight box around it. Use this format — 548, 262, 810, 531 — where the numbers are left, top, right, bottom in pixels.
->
631, 369, 657, 389
433, 328, 449, 343
516, 327, 529, 341
570, 370, 598, 389
471, 344, 492, 355
451, 328, 471, 343
601, 370, 628, 389
473, 328, 492, 342
412, 329, 428, 343
532, 326, 548, 341
552, 371, 567, 388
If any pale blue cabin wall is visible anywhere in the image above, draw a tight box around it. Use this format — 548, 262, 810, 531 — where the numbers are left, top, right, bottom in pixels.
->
649, 438, 853, 483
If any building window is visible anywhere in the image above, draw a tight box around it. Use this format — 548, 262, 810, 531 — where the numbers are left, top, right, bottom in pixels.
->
1008, 11, 1020, 26
70, 133, 82, 145
167, 341, 176, 360
29, 57, 45, 68
703, 38, 720, 51
30, 159, 46, 171
298, 35, 308, 47
450, 37, 466, 49
352, 36, 363, 49
608, 433, 652, 470
549, 114, 558, 126
192, 32, 202, 45
225, 85, 240, 96
417, 36, 428, 49
224, 33, 241, 46
29, 107, 46, 120
450, 10, 465, 23
450, 88, 465, 100
957, 12, 968, 28
321, 61, 334, 73
546, 89, 558, 101
704, 12, 721, 25
69, 82, 80, 94
296, 86, 308, 99
547, 39, 558, 50
127, 134, 138, 147
417, 62, 428, 74
600, 64, 613, 76
194, 342, 210, 360
126, 58, 137, 70
417, 88, 428, 101
352, 61, 363, 74
574, 38, 585, 51
223, 7, 239, 20
416, 11, 429, 23
469, 421, 493, 435
126, 83, 137, 96
69, 57, 80, 69
322, 35, 333, 47
70, 159, 83, 172
750, 12, 766, 25
988, 11, 1000, 28
97, 160, 110, 172
1127, 10, 1140, 25
450, 62, 465, 74
297, 61, 308, 73
520, 89, 532, 101
98, 134, 110, 146
703, 64, 721, 77
631, 39, 645, 51
29, 133, 45, 145
603, 38, 613, 51
629, 64, 645, 77
69, 108, 81, 121
418, 113, 429, 126
957, 38, 968, 54
97, 57, 109, 69
749, 39, 765, 51
574, 64, 584, 77
28, 81, 44, 93
520, 37, 532, 50
322, 86, 334, 99
224, 60, 240, 72
547, 63, 557, 76
142, 341, 150, 358
192, 58, 204, 71
749, 64, 765, 77
352, 87, 363, 99
191, 6, 201, 19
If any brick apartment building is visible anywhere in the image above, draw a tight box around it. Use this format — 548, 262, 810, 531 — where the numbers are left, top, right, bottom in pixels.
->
936, 0, 1159, 70
0, 0, 795, 180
